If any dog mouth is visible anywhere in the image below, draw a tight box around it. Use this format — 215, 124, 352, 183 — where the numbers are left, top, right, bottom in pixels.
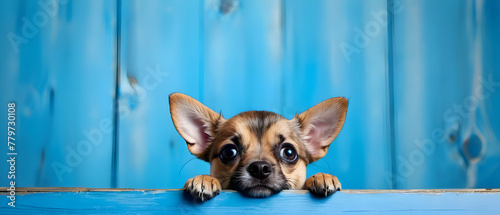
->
240, 184, 282, 198
228, 166, 289, 198
229, 178, 288, 198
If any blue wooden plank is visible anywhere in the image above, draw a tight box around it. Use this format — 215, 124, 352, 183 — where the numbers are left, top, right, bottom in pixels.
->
117, 0, 204, 189
392, 0, 471, 189
476, 0, 500, 188
1, 0, 499, 192
283, 0, 392, 189
1, 190, 499, 214
203, 0, 283, 117
0, 0, 116, 187
392, 0, 500, 188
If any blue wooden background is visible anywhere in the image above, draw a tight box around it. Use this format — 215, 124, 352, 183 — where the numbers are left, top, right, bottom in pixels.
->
0, 0, 499, 190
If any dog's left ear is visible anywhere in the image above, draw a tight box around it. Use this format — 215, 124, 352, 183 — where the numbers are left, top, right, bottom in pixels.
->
296, 97, 348, 163
169, 93, 225, 161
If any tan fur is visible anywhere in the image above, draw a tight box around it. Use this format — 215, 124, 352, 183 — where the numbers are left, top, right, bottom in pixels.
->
304, 173, 342, 197
184, 175, 221, 201
170, 93, 348, 200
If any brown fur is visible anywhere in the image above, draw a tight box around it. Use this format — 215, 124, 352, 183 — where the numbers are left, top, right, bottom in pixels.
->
169, 93, 348, 200
207, 112, 307, 190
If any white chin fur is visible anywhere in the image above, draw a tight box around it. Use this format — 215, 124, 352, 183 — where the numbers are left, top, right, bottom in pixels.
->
245, 187, 275, 198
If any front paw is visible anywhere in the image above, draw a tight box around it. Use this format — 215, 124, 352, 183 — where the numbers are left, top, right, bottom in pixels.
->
184, 175, 222, 201
304, 173, 341, 197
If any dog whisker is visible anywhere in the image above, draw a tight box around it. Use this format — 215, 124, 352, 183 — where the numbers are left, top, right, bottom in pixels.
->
169, 93, 347, 200
177, 157, 198, 176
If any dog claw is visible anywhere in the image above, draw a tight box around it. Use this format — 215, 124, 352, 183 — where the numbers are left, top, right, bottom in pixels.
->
305, 173, 341, 197
184, 175, 222, 201
200, 193, 205, 202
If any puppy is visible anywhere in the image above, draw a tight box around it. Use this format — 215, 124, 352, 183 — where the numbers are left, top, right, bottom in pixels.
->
169, 93, 348, 201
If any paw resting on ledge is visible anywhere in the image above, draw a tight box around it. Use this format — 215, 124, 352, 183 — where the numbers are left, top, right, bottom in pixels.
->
171, 93, 347, 201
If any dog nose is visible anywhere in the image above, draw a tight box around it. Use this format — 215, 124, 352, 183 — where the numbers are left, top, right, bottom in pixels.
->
248, 161, 272, 179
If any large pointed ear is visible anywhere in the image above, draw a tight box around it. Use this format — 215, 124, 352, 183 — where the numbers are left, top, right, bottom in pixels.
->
296, 97, 348, 163
169, 93, 225, 161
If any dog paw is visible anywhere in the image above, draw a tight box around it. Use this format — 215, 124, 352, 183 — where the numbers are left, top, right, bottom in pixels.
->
184, 175, 222, 201
304, 173, 341, 197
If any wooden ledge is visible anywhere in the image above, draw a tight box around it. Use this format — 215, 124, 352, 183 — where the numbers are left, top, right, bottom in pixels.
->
0, 187, 498, 194
1, 188, 498, 214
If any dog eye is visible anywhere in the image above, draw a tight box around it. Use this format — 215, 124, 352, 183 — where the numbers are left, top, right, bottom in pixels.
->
219, 144, 238, 163
279, 143, 298, 163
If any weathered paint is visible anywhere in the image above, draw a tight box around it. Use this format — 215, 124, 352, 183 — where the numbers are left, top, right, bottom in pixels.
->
282, 0, 392, 189
116, 0, 393, 190
0, 189, 499, 214
392, 0, 500, 189
0, 0, 116, 187
0, 0, 499, 191
117, 0, 205, 189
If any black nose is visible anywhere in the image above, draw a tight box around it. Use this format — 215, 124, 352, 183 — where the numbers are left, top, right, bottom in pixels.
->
248, 161, 272, 179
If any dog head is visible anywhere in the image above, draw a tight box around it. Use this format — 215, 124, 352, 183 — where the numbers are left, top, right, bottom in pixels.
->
169, 93, 348, 197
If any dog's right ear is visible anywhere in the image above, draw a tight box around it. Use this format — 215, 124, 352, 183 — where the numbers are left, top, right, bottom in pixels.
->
295, 97, 348, 163
169, 93, 225, 161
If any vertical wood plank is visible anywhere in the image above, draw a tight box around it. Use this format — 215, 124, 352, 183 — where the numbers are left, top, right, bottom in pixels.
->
0, 0, 116, 187
283, 0, 392, 189
392, 0, 500, 188
117, 0, 203, 188
475, 0, 500, 188
393, 0, 466, 188
203, 0, 283, 117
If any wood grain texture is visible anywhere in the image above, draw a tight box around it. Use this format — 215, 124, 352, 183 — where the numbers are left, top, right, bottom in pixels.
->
2, 187, 497, 194
0, 1, 116, 187
117, 0, 204, 189
1, 0, 499, 191
0, 189, 498, 214
282, 0, 392, 189
392, 0, 500, 189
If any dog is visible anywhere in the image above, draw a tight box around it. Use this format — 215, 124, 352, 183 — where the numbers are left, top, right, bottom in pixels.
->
169, 93, 348, 201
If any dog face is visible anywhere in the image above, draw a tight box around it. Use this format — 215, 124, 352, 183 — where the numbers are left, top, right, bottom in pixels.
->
169, 93, 348, 198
